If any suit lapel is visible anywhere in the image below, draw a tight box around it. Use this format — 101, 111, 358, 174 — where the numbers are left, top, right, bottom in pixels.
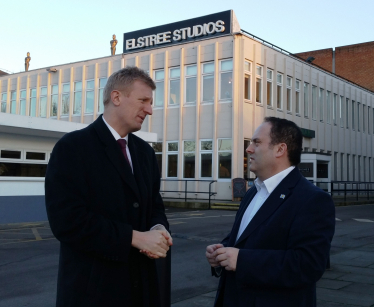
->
128, 134, 146, 205
93, 115, 141, 201
235, 168, 302, 246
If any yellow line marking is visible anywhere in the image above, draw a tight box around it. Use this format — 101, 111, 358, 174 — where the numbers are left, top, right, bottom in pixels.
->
188, 213, 204, 216
0, 237, 56, 246
31, 228, 42, 240
169, 221, 186, 225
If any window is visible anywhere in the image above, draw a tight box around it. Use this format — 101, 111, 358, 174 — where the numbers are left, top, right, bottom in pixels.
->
183, 141, 195, 178
363, 105, 366, 132
10, 91, 16, 114
154, 70, 164, 107
352, 155, 356, 181
50, 85, 58, 117
334, 152, 338, 180
61, 83, 70, 116
1, 93, 6, 113
244, 61, 251, 101
319, 88, 324, 122
202, 62, 214, 103
152, 142, 163, 177
339, 96, 344, 127
346, 98, 349, 129
312, 86, 317, 120
39, 87, 47, 117
304, 82, 309, 117
0, 163, 47, 177
29, 88, 36, 117
276, 73, 283, 109
357, 102, 360, 132
326, 91, 331, 124
373, 108, 374, 134
333, 94, 337, 125
169, 67, 180, 106
220, 59, 232, 102
286, 77, 292, 112
340, 153, 344, 180
255, 66, 262, 103
19, 90, 26, 116
347, 154, 350, 181
98, 78, 107, 113
84, 80, 94, 113
200, 140, 212, 178
295, 80, 300, 114
218, 139, 232, 179
185, 65, 197, 104
166, 142, 178, 177
73, 81, 82, 115
26, 152, 46, 160
266, 69, 273, 107
368, 107, 371, 135
0, 150, 21, 159
352, 100, 355, 130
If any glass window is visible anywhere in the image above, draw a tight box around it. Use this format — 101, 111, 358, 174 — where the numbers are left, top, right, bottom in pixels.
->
73, 81, 82, 115
218, 139, 232, 179
19, 90, 26, 116
200, 140, 212, 178
256, 66, 262, 104
326, 91, 331, 124
0, 162, 47, 177
244, 61, 251, 72
61, 83, 70, 116
304, 82, 309, 117
39, 87, 47, 118
312, 86, 317, 120
0, 150, 21, 159
266, 69, 273, 106
352, 100, 355, 130
169, 67, 180, 106
363, 105, 366, 132
185, 65, 197, 104
339, 96, 344, 127
29, 88, 36, 117
317, 88, 323, 121
10, 91, 16, 114
183, 141, 195, 178
295, 80, 300, 114
346, 98, 349, 129
85, 80, 94, 114
244, 61, 251, 101
167, 141, 178, 177
220, 59, 232, 102
98, 78, 107, 113
202, 62, 214, 103
333, 94, 337, 125
276, 73, 282, 109
286, 77, 292, 112
26, 152, 46, 160
50, 85, 58, 117
152, 142, 163, 176
1, 93, 7, 113
357, 102, 360, 132
154, 70, 164, 107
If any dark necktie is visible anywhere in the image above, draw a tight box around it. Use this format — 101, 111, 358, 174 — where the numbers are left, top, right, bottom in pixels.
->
117, 139, 131, 167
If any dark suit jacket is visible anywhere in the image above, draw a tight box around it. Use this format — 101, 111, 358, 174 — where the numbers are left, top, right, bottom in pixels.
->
214, 168, 335, 307
45, 115, 168, 307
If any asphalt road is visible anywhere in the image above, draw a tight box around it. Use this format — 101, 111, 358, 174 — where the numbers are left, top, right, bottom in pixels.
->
0, 205, 373, 307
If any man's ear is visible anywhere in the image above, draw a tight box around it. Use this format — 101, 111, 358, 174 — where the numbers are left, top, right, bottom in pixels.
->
110, 90, 121, 106
275, 143, 287, 158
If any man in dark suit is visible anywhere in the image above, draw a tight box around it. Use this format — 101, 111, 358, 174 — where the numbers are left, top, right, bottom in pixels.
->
45, 67, 172, 307
206, 117, 335, 307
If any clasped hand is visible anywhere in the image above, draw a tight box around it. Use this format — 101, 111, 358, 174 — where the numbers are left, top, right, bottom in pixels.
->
132, 229, 172, 259
206, 244, 239, 271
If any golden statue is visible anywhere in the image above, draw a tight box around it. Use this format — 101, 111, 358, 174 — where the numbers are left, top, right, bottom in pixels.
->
110, 34, 118, 56
25, 52, 31, 71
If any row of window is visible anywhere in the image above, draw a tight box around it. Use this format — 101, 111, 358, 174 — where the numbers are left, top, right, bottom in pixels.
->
0, 78, 107, 117
0, 149, 47, 161
152, 139, 232, 179
333, 152, 374, 182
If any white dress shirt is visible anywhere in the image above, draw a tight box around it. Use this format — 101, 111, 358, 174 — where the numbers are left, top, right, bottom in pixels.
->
102, 116, 133, 173
236, 166, 295, 241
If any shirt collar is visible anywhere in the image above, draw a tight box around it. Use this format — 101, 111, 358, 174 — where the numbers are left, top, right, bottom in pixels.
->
254, 166, 295, 194
102, 115, 129, 143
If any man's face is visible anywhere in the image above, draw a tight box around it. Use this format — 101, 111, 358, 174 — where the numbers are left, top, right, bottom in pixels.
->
116, 80, 153, 133
246, 122, 277, 181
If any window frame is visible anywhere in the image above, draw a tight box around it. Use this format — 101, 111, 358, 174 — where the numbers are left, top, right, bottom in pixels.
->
166, 141, 178, 178
199, 139, 213, 179
201, 62, 215, 104
266, 69, 273, 107
84, 79, 95, 114
276, 73, 283, 110
255, 65, 263, 104
219, 59, 233, 103
217, 138, 232, 181
244, 60, 252, 102
182, 140, 196, 179
184, 64, 197, 105
153, 69, 165, 108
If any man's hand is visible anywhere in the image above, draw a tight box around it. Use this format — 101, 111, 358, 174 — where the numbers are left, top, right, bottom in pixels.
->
151, 224, 173, 247
206, 244, 224, 267
132, 230, 170, 258
215, 247, 239, 271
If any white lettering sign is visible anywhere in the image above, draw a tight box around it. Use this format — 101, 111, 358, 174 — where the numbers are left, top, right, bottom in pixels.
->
126, 20, 225, 50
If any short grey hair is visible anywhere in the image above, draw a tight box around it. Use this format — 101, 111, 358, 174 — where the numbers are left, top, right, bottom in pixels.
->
103, 66, 156, 106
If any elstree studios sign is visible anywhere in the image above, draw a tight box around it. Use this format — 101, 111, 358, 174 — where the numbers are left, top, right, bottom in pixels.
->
123, 11, 232, 54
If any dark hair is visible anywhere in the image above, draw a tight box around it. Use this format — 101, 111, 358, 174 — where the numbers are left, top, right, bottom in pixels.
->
103, 66, 156, 106
264, 117, 303, 165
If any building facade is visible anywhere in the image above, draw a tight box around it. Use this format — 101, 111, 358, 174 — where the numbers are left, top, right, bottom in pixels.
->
1, 11, 374, 200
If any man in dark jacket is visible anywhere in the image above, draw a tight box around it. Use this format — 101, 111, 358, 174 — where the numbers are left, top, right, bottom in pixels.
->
206, 117, 335, 307
45, 66, 172, 307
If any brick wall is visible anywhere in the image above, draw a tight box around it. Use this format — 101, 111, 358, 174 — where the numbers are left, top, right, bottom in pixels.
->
294, 48, 333, 72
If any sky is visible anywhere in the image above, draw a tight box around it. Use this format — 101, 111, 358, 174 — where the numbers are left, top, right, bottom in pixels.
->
1, 0, 373, 73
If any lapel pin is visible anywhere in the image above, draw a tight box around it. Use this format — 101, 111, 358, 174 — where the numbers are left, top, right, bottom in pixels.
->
280, 194, 285, 199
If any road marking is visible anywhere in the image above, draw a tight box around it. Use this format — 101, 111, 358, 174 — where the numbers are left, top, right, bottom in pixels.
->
0, 238, 56, 246
169, 221, 186, 225
168, 215, 221, 221
353, 219, 374, 223
31, 228, 42, 240
335, 218, 342, 221
222, 214, 236, 217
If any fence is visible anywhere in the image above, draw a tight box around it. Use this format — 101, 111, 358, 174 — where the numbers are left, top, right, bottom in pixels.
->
315, 181, 374, 201
160, 179, 217, 207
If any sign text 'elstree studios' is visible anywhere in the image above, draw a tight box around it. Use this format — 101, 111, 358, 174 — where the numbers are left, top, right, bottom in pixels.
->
126, 20, 226, 51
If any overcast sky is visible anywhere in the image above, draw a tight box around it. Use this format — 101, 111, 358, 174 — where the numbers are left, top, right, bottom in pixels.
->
2, 0, 373, 73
